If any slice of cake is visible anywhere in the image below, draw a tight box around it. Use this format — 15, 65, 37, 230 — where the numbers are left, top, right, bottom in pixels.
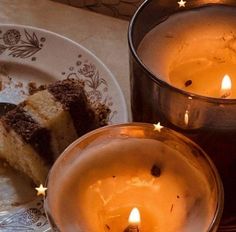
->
0, 78, 110, 184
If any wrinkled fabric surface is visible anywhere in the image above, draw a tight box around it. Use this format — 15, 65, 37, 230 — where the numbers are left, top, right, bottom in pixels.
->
53, 0, 143, 20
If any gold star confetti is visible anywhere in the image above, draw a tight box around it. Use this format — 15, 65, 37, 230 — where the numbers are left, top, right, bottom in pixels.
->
178, 0, 186, 7
153, 122, 164, 132
35, 184, 47, 196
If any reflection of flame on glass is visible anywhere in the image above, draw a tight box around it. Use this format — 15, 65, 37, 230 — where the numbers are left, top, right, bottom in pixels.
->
184, 110, 189, 126
221, 74, 232, 98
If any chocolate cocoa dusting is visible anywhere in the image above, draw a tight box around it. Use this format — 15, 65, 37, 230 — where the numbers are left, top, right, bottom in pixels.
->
28, 82, 37, 94
2, 105, 54, 164
48, 78, 104, 136
93, 103, 111, 127
48, 78, 85, 109
3, 105, 37, 140
151, 164, 161, 177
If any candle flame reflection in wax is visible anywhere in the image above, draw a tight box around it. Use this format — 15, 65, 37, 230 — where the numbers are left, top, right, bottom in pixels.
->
129, 208, 141, 226
221, 74, 232, 98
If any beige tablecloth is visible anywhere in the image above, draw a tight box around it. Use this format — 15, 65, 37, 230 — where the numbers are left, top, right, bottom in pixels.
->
54, 0, 142, 20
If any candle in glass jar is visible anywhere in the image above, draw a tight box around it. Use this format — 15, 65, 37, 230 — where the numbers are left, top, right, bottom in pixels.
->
138, 5, 236, 98
46, 124, 222, 232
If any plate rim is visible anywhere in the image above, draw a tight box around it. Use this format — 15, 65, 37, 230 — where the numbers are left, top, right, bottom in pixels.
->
0, 23, 129, 122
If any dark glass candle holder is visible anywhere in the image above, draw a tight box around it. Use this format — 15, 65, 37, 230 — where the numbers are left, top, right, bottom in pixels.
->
129, 0, 236, 230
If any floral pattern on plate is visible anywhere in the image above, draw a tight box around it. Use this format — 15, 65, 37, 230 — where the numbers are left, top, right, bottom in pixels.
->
0, 199, 49, 232
62, 54, 118, 122
0, 29, 45, 60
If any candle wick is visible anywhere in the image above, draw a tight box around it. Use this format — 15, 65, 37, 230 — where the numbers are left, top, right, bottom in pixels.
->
221, 92, 231, 99
124, 225, 140, 232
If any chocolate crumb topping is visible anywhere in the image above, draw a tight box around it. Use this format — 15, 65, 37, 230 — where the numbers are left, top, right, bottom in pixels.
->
28, 82, 46, 95
151, 164, 161, 177
93, 102, 111, 127
2, 105, 54, 165
47, 78, 85, 109
48, 78, 102, 136
28, 82, 38, 95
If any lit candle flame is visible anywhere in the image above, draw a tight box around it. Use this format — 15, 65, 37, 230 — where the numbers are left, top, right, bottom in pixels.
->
221, 74, 232, 98
129, 208, 141, 226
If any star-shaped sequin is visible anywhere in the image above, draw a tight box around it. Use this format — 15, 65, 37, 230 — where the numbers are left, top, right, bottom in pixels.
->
178, 0, 186, 7
153, 122, 164, 132
35, 184, 47, 196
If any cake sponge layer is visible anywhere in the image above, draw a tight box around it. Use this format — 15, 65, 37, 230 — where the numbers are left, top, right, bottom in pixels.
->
0, 78, 111, 184
24, 89, 77, 160
0, 121, 49, 184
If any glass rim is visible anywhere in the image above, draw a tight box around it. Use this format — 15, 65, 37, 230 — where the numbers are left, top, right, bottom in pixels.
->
128, 0, 236, 104
46, 122, 224, 232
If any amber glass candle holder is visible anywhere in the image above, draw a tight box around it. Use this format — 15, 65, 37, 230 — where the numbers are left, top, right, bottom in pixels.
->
129, 1, 236, 230
45, 123, 223, 232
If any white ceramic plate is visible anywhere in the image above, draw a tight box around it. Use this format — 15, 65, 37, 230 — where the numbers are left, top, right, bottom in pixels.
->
0, 24, 128, 231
